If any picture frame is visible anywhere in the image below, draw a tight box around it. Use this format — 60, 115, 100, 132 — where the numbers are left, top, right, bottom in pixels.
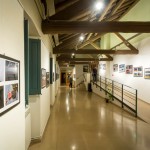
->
113, 64, 118, 72
0, 54, 20, 116
134, 66, 143, 77
144, 68, 150, 79
103, 64, 106, 70
83, 65, 89, 72
126, 65, 133, 74
119, 64, 125, 73
46, 72, 50, 87
41, 68, 46, 88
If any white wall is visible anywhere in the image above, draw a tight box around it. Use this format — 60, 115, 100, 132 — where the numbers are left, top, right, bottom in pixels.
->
109, 37, 150, 103
29, 40, 51, 140
75, 65, 88, 86
0, 0, 25, 150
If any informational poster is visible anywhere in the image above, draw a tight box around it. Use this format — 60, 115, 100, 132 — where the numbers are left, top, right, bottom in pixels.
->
0, 55, 20, 116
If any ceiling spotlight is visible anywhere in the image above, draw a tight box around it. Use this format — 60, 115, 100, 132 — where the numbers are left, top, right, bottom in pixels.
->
79, 35, 84, 41
95, 1, 104, 11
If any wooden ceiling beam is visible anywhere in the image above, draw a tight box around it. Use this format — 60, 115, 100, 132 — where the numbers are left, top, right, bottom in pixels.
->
42, 21, 150, 34
48, 0, 93, 20
115, 33, 138, 51
53, 49, 138, 54
70, 62, 90, 65
56, 57, 113, 61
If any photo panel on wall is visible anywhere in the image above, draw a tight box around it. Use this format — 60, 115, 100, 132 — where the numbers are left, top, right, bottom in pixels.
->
134, 66, 143, 77
0, 54, 20, 116
119, 64, 125, 73
126, 65, 133, 74
144, 68, 150, 79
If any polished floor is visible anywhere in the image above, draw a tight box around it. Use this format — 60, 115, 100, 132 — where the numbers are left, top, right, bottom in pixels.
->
29, 85, 150, 150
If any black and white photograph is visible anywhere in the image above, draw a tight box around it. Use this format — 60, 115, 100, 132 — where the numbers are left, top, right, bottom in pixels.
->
5, 60, 18, 81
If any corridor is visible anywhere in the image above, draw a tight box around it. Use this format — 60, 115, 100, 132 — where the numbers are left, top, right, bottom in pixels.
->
29, 85, 150, 150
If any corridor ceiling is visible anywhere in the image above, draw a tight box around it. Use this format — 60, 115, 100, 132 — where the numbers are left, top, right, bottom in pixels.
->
41, 0, 146, 67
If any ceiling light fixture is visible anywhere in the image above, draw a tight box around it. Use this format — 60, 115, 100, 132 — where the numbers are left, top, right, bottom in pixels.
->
95, 1, 104, 11
79, 35, 84, 41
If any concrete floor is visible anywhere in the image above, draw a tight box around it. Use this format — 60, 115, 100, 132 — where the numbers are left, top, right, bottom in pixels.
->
29, 85, 150, 150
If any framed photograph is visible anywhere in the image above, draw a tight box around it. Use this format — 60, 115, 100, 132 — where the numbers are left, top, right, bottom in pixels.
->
126, 65, 133, 74
119, 64, 125, 73
144, 68, 150, 79
113, 64, 118, 72
0, 54, 20, 116
83, 65, 89, 72
103, 64, 106, 70
46, 72, 50, 87
134, 66, 143, 77
41, 68, 46, 88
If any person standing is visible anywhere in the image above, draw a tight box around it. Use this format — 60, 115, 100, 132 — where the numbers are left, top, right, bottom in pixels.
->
69, 76, 73, 88
92, 67, 97, 82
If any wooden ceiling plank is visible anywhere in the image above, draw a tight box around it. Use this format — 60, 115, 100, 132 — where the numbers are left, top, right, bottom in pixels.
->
48, 0, 93, 20
42, 21, 150, 34
111, 0, 126, 15
86, 0, 116, 41
55, 0, 79, 13
99, 0, 117, 21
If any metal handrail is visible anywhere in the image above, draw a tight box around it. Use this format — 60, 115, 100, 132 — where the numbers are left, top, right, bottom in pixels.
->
92, 74, 138, 117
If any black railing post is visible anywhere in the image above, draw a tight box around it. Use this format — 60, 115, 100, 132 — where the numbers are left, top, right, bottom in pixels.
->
105, 78, 107, 95
100, 76, 101, 91
96, 74, 97, 88
122, 84, 124, 108
135, 90, 138, 117
112, 81, 114, 100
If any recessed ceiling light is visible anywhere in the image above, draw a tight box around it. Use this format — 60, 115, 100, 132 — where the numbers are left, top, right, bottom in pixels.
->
79, 35, 84, 41
95, 1, 104, 11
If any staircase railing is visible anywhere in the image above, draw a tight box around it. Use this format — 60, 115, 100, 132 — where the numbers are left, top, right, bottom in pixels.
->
92, 75, 138, 117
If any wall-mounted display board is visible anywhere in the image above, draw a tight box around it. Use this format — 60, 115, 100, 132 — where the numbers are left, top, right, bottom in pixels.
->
126, 65, 133, 74
99, 64, 106, 70
0, 54, 20, 116
46, 72, 50, 87
41, 68, 46, 88
144, 68, 150, 79
83, 65, 89, 72
113, 64, 118, 72
119, 64, 125, 73
134, 66, 143, 77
